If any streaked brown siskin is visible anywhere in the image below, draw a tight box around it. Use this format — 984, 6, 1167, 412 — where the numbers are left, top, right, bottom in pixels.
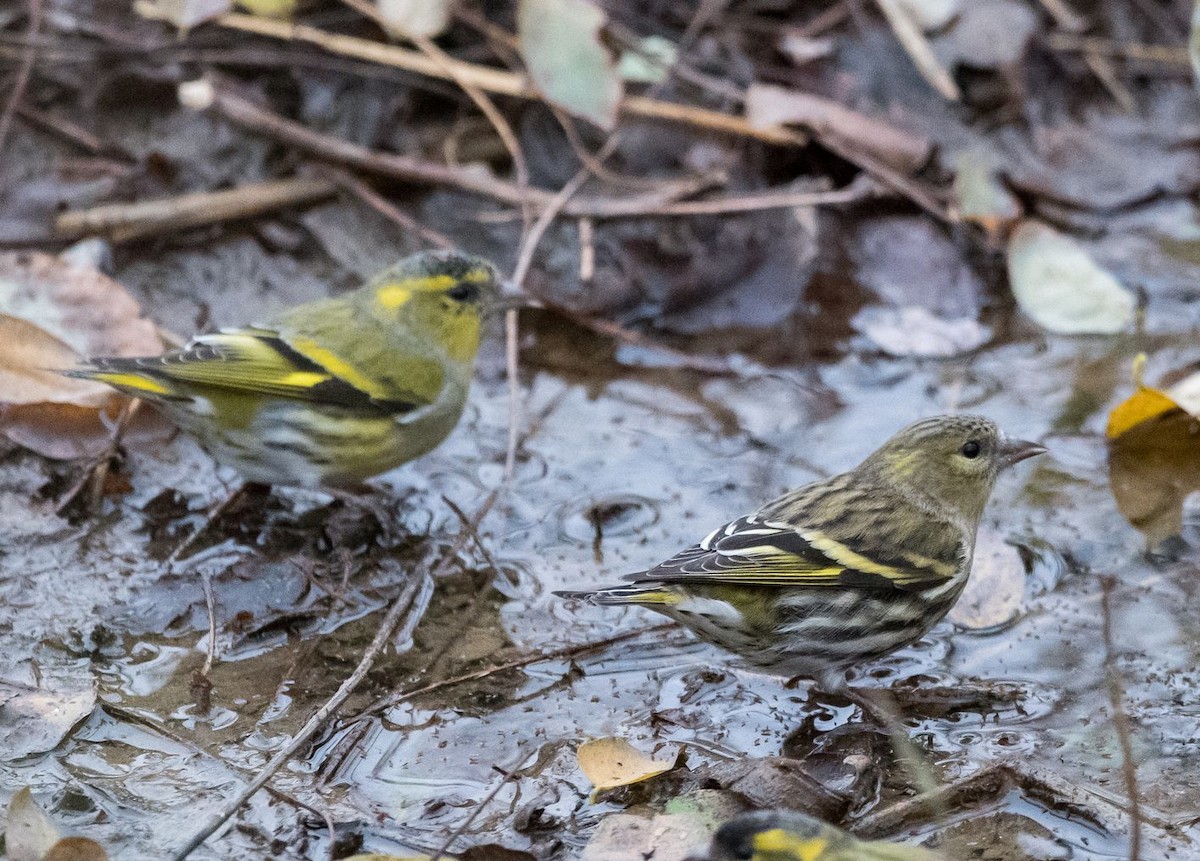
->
556, 415, 1045, 691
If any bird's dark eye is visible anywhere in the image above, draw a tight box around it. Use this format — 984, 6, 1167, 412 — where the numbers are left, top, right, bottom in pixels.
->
961, 440, 982, 459
447, 283, 479, 303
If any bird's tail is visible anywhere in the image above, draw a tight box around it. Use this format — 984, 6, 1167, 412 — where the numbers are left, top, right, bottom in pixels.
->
553, 584, 681, 607
64, 360, 189, 402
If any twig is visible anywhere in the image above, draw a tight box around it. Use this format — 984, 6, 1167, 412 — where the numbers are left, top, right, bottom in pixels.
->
54, 177, 336, 242
503, 307, 521, 478
0, 0, 43, 179
201, 85, 830, 220
170, 489, 499, 859
101, 702, 344, 841
214, 13, 808, 147
429, 763, 520, 861
873, 0, 960, 101
352, 623, 675, 720
851, 764, 1015, 837
631, 177, 876, 215
1044, 32, 1191, 67
1101, 576, 1142, 861
14, 102, 127, 157
200, 571, 218, 679
320, 166, 455, 250
171, 573, 432, 859
504, 151, 603, 476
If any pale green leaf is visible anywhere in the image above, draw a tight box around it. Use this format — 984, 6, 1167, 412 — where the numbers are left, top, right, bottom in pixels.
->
518, 0, 623, 129
1006, 221, 1136, 335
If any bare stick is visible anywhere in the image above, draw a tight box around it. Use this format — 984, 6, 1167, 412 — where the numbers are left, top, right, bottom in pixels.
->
15, 102, 123, 156
429, 763, 519, 861
320, 166, 456, 250
170, 490, 498, 859
353, 623, 675, 720
504, 155, 600, 476
214, 13, 809, 148
873, 0, 960, 101
55, 177, 336, 242
1043, 33, 1190, 67
171, 574, 429, 859
1101, 576, 1142, 861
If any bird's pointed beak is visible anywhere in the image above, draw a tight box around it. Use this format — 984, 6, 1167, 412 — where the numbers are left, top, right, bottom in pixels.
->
998, 434, 1047, 469
495, 279, 543, 312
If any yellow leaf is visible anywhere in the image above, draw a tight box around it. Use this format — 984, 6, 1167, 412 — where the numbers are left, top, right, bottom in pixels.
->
1107, 354, 1195, 439
576, 737, 679, 796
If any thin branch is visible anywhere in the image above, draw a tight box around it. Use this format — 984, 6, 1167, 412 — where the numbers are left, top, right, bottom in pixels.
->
352, 623, 675, 720
169, 512, 471, 861
1101, 576, 1142, 861
320, 166, 456, 250
1044, 32, 1191, 67
214, 13, 809, 147
429, 763, 520, 861
54, 177, 336, 242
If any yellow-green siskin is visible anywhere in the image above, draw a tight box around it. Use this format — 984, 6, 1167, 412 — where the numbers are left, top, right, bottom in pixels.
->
688, 810, 944, 861
68, 250, 501, 489
556, 415, 1045, 692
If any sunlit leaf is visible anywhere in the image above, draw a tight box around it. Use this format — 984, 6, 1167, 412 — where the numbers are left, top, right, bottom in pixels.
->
1006, 221, 1136, 335
376, 0, 454, 38
7, 788, 62, 861
948, 530, 1025, 631
1106, 354, 1193, 439
577, 737, 679, 795
517, 0, 623, 129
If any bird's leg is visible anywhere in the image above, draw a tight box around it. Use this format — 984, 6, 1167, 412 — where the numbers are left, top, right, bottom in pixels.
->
166, 482, 269, 568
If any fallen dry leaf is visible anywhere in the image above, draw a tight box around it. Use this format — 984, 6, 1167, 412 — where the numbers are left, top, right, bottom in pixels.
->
7, 788, 61, 861
745, 83, 931, 174
518, 0, 623, 129
0, 251, 168, 459
6, 788, 108, 861
581, 810, 711, 861
1006, 221, 1136, 335
949, 530, 1025, 631
577, 737, 680, 795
